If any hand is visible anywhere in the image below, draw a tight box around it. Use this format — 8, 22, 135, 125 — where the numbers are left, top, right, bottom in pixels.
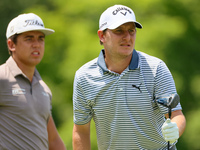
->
162, 118, 179, 144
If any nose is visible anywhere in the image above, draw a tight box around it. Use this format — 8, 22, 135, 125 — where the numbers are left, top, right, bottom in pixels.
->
32, 39, 43, 48
122, 30, 131, 41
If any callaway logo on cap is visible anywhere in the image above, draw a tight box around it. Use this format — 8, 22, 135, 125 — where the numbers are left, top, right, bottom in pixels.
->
6, 13, 54, 39
99, 4, 142, 31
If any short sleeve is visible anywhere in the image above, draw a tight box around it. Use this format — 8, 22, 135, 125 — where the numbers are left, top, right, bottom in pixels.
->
73, 72, 93, 125
154, 61, 182, 114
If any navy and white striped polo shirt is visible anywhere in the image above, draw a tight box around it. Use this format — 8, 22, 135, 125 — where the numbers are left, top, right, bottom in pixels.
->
73, 49, 182, 150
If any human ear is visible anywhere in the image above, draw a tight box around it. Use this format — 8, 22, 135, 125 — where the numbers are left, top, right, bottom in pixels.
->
7, 39, 16, 53
97, 30, 105, 44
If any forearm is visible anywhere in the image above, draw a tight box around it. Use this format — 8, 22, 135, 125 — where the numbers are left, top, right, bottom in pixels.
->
171, 111, 186, 137
166, 110, 186, 137
47, 116, 66, 150
73, 124, 91, 150
49, 137, 66, 150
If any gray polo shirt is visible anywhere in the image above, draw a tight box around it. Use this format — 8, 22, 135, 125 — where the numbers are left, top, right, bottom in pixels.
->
0, 57, 52, 150
73, 50, 181, 150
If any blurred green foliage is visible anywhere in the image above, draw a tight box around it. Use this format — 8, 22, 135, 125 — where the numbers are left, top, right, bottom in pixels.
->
0, 0, 200, 149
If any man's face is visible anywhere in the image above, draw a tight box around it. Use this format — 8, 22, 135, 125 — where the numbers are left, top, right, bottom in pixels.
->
101, 22, 136, 59
10, 31, 45, 68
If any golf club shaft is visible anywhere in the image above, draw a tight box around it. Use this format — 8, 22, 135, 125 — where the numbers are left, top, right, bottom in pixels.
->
168, 106, 172, 150
168, 141, 170, 150
156, 94, 180, 150
168, 106, 172, 119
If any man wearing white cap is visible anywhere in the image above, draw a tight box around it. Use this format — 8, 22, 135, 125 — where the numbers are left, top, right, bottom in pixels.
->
73, 4, 186, 150
0, 13, 66, 150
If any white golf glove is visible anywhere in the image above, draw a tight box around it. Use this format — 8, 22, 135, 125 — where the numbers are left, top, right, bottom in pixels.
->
162, 118, 179, 144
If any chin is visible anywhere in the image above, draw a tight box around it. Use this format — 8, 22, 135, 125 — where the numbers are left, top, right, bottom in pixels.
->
31, 59, 42, 66
121, 49, 133, 55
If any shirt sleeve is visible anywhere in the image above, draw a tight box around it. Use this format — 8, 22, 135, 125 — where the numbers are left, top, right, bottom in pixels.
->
73, 72, 93, 125
154, 61, 182, 114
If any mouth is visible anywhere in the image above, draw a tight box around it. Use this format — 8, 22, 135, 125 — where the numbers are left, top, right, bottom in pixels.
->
120, 43, 131, 47
32, 51, 40, 56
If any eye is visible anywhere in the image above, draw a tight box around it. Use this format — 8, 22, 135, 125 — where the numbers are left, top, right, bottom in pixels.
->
113, 29, 123, 34
24, 36, 33, 41
116, 29, 122, 32
25, 38, 32, 41
39, 37, 45, 41
129, 29, 136, 34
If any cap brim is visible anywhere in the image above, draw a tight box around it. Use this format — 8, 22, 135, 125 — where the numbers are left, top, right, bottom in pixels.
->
135, 22, 142, 29
17, 28, 55, 36
107, 20, 142, 30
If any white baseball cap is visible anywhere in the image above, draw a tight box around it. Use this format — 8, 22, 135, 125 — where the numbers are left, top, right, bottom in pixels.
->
99, 5, 142, 31
6, 13, 55, 39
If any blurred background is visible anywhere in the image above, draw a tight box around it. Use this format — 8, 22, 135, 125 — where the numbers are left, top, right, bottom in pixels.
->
0, 0, 199, 149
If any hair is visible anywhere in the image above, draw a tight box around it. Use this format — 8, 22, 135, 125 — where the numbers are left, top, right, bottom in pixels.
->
7, 34, 20, 55
100, 29, 107, 45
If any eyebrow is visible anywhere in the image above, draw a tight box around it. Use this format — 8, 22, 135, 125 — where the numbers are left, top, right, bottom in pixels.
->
24, 35, 45, 38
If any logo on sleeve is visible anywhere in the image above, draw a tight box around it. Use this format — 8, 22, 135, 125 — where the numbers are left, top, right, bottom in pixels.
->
42, 92, 49, 97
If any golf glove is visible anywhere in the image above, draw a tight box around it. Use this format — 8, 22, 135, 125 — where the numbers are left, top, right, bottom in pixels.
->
162, 118, 179, 144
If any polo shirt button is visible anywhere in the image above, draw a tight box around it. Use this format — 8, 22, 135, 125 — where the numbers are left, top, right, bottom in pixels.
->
119, 88, 123, 91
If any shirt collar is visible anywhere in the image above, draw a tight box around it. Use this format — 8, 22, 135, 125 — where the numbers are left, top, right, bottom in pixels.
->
97, 49, 139, 73
6, 56, 42, 81
6, 56, 23, 77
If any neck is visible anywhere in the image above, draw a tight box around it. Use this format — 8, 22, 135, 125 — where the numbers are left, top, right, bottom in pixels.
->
105, 55, 132, 74
20, 66, 35, 82
13, 57, 35, 82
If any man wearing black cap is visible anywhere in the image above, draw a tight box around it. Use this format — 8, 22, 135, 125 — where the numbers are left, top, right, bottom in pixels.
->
73, 4, 186, 150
